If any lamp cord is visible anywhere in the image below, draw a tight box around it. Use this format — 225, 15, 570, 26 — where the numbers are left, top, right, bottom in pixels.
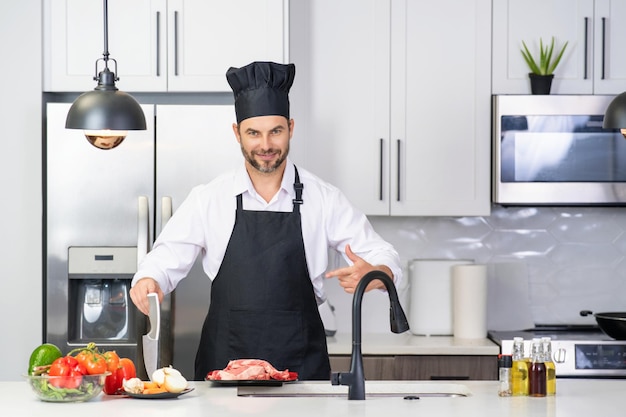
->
102, 0, 110, 67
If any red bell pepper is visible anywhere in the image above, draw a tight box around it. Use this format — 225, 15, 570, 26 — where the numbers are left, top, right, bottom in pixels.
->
103, 357, 137, 395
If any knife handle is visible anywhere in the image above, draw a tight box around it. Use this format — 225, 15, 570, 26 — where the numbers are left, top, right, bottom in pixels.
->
147, 293, 161, 340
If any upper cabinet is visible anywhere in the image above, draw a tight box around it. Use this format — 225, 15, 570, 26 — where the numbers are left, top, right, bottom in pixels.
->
290, 0, 491, 216
493, 0, 626, 95
43, 0, 288, 92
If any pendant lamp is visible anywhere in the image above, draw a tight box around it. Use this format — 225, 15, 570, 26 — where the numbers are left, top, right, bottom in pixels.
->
603, 92, 626, 139
65, 0, 146, 150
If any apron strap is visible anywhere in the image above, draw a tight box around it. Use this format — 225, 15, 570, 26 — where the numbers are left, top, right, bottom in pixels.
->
235, 166, 304, 212
293, 166, 303, 212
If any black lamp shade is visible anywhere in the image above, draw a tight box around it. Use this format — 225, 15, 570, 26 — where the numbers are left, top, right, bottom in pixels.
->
603, 92, 626, 129
65, 89, 146, 131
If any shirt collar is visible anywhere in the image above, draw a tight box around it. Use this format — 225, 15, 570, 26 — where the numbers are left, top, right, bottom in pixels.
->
232, 159, 296, 200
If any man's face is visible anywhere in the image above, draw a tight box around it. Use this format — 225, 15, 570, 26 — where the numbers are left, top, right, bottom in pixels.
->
234, 115, 294, 174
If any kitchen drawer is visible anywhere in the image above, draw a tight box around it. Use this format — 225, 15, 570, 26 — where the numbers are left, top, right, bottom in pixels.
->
329, 355, 497, 381
394, 355, 497, 381
329, 356, 395, 380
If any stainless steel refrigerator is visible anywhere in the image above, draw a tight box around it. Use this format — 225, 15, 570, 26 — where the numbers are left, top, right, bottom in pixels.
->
45, 102, 241, 380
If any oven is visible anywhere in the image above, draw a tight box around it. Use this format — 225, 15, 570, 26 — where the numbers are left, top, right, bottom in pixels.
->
489, 326, 626, 378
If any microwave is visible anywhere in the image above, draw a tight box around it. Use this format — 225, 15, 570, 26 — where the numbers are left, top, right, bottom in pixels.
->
493, 95, 626, 205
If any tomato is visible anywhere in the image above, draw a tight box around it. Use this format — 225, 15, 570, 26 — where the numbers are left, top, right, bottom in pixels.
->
103, 351, 120, 373
103, 357, 137, 395
48, 356, 86, 389
118, 358, 136, 381
74, 351, 89, 368
75, 349, 107, 375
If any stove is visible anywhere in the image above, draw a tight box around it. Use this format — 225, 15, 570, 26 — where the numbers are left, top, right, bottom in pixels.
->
488, 326, 626, 378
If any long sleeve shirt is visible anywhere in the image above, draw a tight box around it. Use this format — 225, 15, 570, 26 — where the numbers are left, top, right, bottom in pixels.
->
132, 160, 403, 301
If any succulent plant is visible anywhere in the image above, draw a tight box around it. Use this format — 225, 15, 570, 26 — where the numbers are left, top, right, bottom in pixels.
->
521, 37, 568, 75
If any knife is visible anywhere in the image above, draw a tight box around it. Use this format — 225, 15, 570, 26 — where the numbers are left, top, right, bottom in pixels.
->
143, 292, 160, 380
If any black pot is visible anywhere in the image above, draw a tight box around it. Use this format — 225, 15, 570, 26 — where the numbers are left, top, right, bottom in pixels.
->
580, 310, 626, 340
529, 73, 554, 95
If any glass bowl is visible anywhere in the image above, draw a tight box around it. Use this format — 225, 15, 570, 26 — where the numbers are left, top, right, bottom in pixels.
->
24, 372, 110, 402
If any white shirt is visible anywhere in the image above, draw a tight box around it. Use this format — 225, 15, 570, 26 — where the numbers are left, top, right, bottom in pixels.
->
133, 160, 403, 301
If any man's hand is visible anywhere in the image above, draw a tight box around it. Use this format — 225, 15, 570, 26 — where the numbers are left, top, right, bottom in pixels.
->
129, 278, 164, 315
325, 244, 393, 293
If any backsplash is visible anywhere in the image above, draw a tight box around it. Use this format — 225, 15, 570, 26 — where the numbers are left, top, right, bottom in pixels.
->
323, 205, 626, 334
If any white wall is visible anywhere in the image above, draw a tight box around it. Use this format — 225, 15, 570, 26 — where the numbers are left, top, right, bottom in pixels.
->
0, 1, 42, 380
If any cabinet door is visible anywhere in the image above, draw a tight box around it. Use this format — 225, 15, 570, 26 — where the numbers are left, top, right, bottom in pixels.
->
289, 0, 391, 215
492, 0, 594, 95
44, 0, 167, 92
593, 0, 626, 94
166, 0, 287, 92
390, 0, 491, 216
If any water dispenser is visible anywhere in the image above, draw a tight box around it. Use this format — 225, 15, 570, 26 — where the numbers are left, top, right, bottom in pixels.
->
67, 247, 139, 359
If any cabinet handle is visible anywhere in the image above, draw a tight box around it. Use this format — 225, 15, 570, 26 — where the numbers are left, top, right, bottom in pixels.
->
583, 17, 589, 80
430, 376, 470, 381
174, 11, 179, 76
379, 138, 384, 201
396, 139, 401, 202
156, 12, 161, 77
601, 17, 606, 80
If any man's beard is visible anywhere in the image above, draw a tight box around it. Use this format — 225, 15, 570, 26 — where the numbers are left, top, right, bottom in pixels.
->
241, 143, 289, 174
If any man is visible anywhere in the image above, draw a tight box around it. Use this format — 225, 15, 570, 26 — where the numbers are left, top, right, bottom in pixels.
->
130, 61, 402, 381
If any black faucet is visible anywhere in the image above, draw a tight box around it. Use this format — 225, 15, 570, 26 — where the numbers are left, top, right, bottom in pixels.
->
330, 270, 410, 400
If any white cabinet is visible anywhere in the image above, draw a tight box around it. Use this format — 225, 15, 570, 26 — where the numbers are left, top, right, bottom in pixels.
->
493, 0, 626, 95
290, 0, 491, 216
44, 0, 287, 92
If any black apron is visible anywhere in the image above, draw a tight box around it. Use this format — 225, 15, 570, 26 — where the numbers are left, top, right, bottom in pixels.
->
194, 167, 330, 381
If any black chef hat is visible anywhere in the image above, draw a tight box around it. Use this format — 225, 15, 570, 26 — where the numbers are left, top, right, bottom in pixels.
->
226, 61, 296, 123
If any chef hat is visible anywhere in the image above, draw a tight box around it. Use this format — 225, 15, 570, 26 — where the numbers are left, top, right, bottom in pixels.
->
226, 61, 296, 123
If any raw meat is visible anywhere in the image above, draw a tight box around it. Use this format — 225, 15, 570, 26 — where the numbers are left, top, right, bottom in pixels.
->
206, 359, 297, 381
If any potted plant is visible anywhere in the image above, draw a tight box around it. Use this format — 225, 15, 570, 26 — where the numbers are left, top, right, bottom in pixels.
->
521, 37, 568, 95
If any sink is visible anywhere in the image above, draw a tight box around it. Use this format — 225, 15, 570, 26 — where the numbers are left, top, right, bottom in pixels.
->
237, 381, 471, 398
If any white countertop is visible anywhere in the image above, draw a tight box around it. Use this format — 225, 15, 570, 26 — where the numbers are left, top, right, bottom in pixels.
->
327, 332, 500, 355
4, 379, 626, 417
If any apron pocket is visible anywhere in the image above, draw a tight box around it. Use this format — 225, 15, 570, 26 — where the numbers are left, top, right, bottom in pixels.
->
228, 309, 306, 370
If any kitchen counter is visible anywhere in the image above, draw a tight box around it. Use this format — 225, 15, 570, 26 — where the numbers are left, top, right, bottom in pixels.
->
327, 332, 500, 355
3, 379, 625, 417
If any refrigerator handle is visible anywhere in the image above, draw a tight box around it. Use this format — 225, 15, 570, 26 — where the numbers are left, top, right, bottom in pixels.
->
161, 196, 173, 231
137, 196, 150, 266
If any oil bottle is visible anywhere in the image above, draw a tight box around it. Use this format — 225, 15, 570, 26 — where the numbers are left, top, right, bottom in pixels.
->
528, 338, 546, 397
542, 337, 556, 395
511, 337, 529, 396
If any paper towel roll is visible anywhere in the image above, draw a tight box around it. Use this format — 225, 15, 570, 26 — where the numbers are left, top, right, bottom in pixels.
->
452, 264, 487, 339
408, 259, 473, 336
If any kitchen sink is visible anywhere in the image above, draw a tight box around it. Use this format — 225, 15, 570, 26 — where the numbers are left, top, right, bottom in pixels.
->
237, 381, 471, 398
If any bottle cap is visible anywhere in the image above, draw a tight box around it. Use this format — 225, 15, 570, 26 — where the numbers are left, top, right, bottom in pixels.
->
498, 354, 512, 368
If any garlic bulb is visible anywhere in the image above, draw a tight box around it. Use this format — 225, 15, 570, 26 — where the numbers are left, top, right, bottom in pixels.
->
122, 377, 145, 394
